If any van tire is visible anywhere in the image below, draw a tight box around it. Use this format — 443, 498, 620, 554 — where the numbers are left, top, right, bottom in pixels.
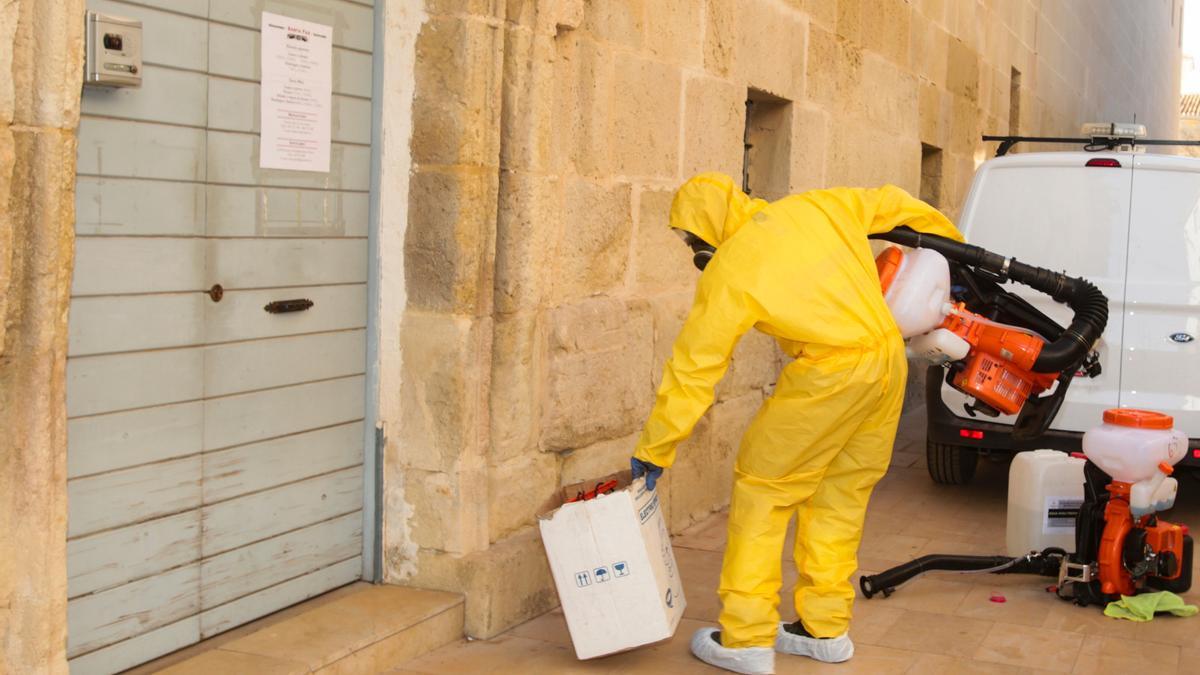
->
926, 441, 978, 485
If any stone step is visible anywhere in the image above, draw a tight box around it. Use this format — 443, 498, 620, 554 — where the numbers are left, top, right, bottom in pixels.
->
134, 583, 464, 674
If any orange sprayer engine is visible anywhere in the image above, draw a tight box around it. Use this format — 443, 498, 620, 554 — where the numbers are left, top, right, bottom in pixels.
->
859, 408, 1194, 608
876, 246, 1058, 417
939, 305, 1059, 416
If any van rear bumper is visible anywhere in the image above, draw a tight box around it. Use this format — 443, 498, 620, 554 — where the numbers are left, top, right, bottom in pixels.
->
924, 366, 1200, 469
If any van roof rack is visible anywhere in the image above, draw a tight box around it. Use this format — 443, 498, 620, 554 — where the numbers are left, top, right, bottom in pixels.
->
982, 134, 1200, 157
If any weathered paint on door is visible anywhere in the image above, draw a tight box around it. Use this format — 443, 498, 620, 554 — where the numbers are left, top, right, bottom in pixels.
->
66, 1, 374, 672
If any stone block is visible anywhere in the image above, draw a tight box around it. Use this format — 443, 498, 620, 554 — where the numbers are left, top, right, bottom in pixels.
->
399, 312, 491, 474
709, 390, 763, 485
665, 413, 714, 532
649, 291, 694, 390
610, 55, 681, 178
424, 0, 503, 16
407, 527, 558, 639
664, 389, 758, 533
826, 120, 920, 191
716, 331, 781, 402
542, 298, 654, 451
803, 0, 837, 29
807, 28, 867, 120
10, 0, 83, 128
489, 311, 546, 462
2, 127, 75, 675
835, 0, 862, 42
804, 25, 839, 108
559, 432, 639, 485
703, 0, 736, 76
860, 0, 910, 65
581, 0, 645, 49
555, 0, 586, 31
644, 0, 703, 66
488, 452, 560, 542
916, 0, 945, 25
946, 37, 980, 102
635, 187, 699, 293
498, 26, 554, 174
494, 173, 560, 313
910, 22, 949, 87
405, 167, 496, 314
551, 178, 633, 302
788, 103, 829, 194
918, 81, 950, 148
736, 1, 807, 100
552, 34, 613, 177
861, 52, 918, 136
411, 16, 502, 166
682, 76, 745, 179
404, 465, 488, 556
948, 93, 980, 154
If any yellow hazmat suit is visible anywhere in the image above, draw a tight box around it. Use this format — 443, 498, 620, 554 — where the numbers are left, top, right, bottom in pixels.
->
633, 173, 963, 647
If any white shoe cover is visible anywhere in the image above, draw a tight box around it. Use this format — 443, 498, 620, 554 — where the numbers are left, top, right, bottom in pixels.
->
689, 627, 775, 675
775, 622, 854, 663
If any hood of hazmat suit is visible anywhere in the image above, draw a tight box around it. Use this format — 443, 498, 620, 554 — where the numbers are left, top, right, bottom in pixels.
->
634, 172, 963, 649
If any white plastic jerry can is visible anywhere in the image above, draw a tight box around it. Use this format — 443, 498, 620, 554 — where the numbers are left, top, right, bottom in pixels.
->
1005, 450, 1086, 557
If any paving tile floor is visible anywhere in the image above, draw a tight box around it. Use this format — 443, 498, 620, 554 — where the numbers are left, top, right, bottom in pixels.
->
392, 412, 1200, 674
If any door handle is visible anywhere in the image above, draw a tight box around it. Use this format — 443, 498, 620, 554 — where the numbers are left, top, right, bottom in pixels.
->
264, 298, 314, 314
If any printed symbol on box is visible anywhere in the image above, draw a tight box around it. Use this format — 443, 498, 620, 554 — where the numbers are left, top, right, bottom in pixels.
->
575, 570, 591, 587
593, 566, 610, 583
613, 561, 629, 578
665, 588, 675, 609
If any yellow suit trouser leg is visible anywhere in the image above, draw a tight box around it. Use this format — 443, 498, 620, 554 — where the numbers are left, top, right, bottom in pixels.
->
717, 382, 881, 646
791, 374, 903, 637
716, 344, 904, 648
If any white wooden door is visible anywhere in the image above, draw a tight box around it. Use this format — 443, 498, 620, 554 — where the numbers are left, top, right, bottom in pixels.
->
66, 1, 374, 673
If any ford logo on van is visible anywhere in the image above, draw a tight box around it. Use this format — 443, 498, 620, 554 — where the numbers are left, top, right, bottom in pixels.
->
1169, 332, 1194, 344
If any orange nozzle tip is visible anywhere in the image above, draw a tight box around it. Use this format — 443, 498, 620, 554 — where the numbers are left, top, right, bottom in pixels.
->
1159, 462, 1174, 476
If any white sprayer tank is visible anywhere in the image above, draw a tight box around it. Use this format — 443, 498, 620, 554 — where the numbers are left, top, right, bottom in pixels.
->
1082, 409, 1188, 517
878, 247, 951, 338
1006, 450, 1085, 556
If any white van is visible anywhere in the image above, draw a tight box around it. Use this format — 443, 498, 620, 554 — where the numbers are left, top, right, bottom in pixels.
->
925, 148, 1200, 483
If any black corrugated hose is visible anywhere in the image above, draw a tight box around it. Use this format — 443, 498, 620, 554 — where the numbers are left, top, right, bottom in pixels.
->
869, 228, 1108, 373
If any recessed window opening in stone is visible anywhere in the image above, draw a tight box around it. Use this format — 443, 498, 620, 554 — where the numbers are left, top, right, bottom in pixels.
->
743, 89, 793, 201
1009, 67, 1022, 136
920, 143, 944, 209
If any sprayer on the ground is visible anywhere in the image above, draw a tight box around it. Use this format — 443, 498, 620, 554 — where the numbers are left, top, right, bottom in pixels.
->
861, 229, 1193, 606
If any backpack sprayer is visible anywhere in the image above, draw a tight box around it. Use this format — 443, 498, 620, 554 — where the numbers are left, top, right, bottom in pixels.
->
860, 229, 1193, 607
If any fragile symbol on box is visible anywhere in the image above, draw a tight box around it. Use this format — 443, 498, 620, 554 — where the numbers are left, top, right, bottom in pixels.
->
613, 561, 629, 577
575, 570, 591, 587
594, 566, 610, 582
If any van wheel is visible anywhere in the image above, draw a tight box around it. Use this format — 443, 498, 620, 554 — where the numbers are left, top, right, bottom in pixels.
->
926, 441, 978, 485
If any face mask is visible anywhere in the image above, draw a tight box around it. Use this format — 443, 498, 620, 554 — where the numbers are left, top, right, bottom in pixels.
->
675, 230, 716, 271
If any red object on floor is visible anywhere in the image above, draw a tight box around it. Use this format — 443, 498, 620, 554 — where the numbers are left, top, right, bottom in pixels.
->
989, 593, 1007, 603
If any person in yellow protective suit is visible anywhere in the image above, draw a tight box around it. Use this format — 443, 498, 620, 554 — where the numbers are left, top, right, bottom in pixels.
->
630, 173, 963, 675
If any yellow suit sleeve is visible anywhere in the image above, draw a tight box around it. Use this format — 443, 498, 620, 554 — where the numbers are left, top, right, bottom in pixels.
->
633, 264, 761, 469
857, 184, 965, 242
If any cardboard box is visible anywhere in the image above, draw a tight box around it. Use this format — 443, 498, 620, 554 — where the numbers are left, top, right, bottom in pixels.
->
538, 476, 686, 659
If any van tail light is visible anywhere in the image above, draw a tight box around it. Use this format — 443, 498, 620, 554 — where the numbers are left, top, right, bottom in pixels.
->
1085, 158, 1122, 168
959, 428, 985, 440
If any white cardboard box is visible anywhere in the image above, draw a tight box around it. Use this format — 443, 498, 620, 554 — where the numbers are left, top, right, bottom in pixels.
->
538, 477, 686, 659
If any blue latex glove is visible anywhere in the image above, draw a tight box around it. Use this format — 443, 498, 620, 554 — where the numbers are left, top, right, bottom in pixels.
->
630, 457, 664, 491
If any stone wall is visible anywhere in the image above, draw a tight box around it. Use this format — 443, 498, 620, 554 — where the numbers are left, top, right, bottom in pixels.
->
389, 0, 1182, 638
0, 0, 83, 672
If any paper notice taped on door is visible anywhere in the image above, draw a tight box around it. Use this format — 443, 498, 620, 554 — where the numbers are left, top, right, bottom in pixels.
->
259, 12, 332, 172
